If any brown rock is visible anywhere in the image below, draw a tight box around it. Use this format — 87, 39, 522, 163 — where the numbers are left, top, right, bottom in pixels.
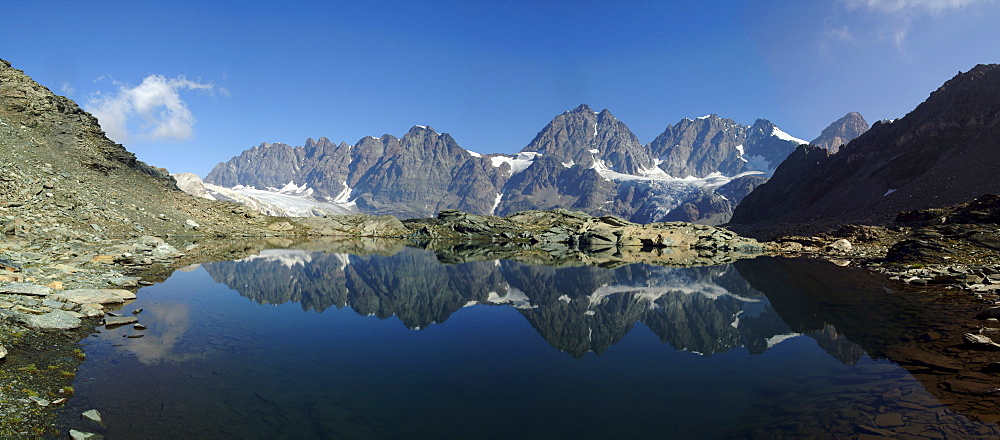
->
944, 379, 1000, 395
874, 412, 904, 428
888, 346, 962, 372
90, 255, 115, 264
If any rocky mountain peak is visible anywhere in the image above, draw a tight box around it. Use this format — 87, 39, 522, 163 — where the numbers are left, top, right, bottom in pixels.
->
650, 114, 749, 178
521, 104, 651, 174
810, 112, 869, 154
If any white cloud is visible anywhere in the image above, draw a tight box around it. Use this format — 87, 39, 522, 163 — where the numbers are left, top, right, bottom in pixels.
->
60, 81, 75, 96
833, 0, 994, 49
86, 74, 220, 143
843, 0, 988, 13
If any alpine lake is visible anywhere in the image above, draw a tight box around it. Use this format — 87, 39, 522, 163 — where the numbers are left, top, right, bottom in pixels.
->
52, 238, 1000, 439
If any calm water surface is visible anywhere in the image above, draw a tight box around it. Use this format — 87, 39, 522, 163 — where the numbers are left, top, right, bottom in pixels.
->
55, 245, 1000, 439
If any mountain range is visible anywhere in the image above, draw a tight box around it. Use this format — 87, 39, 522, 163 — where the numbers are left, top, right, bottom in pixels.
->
199, 105, 868, 224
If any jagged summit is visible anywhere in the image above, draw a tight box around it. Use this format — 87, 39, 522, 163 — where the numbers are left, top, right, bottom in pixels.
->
521, 103, 653, 175
732, 64, 1000, 231
810, 112, 869, 154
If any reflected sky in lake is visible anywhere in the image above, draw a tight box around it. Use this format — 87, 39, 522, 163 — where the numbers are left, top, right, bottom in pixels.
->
56, 245, 1000, 439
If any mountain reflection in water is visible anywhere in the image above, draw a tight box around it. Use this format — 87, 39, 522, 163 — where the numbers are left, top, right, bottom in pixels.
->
56, 241, 1000, 439
205, 248, 825, 360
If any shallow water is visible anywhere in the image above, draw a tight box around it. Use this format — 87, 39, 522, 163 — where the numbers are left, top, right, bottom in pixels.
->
55, 245, 1000, 439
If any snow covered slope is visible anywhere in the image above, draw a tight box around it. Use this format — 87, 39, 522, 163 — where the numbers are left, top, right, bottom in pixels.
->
173, 173, 358, 217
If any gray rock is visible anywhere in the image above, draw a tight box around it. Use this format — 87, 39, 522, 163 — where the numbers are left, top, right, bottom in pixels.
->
0, 283, 52, 296
0, 344, 6, 360
104, 315, 138, 326
828, 239, 852, 252
20, 309, 81, 330
107, 276, 141, 287
50, 289, 136, 304
151, 243, 183, 259
69, 430, 104, 440
81, 409, 107, 428
184, 219, 200, 230
28, 395, 49, 406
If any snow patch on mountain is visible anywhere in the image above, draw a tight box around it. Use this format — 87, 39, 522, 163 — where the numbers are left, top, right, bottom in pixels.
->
173, 173, 358, 217
492, 193, 503, 215
771, 126, 808, 145
490, 151, 541, 174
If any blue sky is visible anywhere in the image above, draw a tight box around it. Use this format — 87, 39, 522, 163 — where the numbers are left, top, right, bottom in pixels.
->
2, 0, 999, 177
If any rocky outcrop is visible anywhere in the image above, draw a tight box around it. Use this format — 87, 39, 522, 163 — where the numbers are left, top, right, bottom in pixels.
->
296, 214, 409, 237
400, 209, 763, 267
810, 112, 869, 154
731, 65, 1000, 234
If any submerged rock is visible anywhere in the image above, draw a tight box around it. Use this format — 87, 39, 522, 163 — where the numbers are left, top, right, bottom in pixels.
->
69, 429, 104, 440
81, 409, 107, 428
103, 315, 139, 327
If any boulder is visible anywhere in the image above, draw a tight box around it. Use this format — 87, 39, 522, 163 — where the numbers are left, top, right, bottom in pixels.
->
20, 309, 81, 330
828, 239, 852, 252
963, 333, 1000, 350
50, 289, 136, 305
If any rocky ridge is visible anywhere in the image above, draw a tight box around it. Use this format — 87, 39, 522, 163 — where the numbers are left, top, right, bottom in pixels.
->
732, 64, 1000, 233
